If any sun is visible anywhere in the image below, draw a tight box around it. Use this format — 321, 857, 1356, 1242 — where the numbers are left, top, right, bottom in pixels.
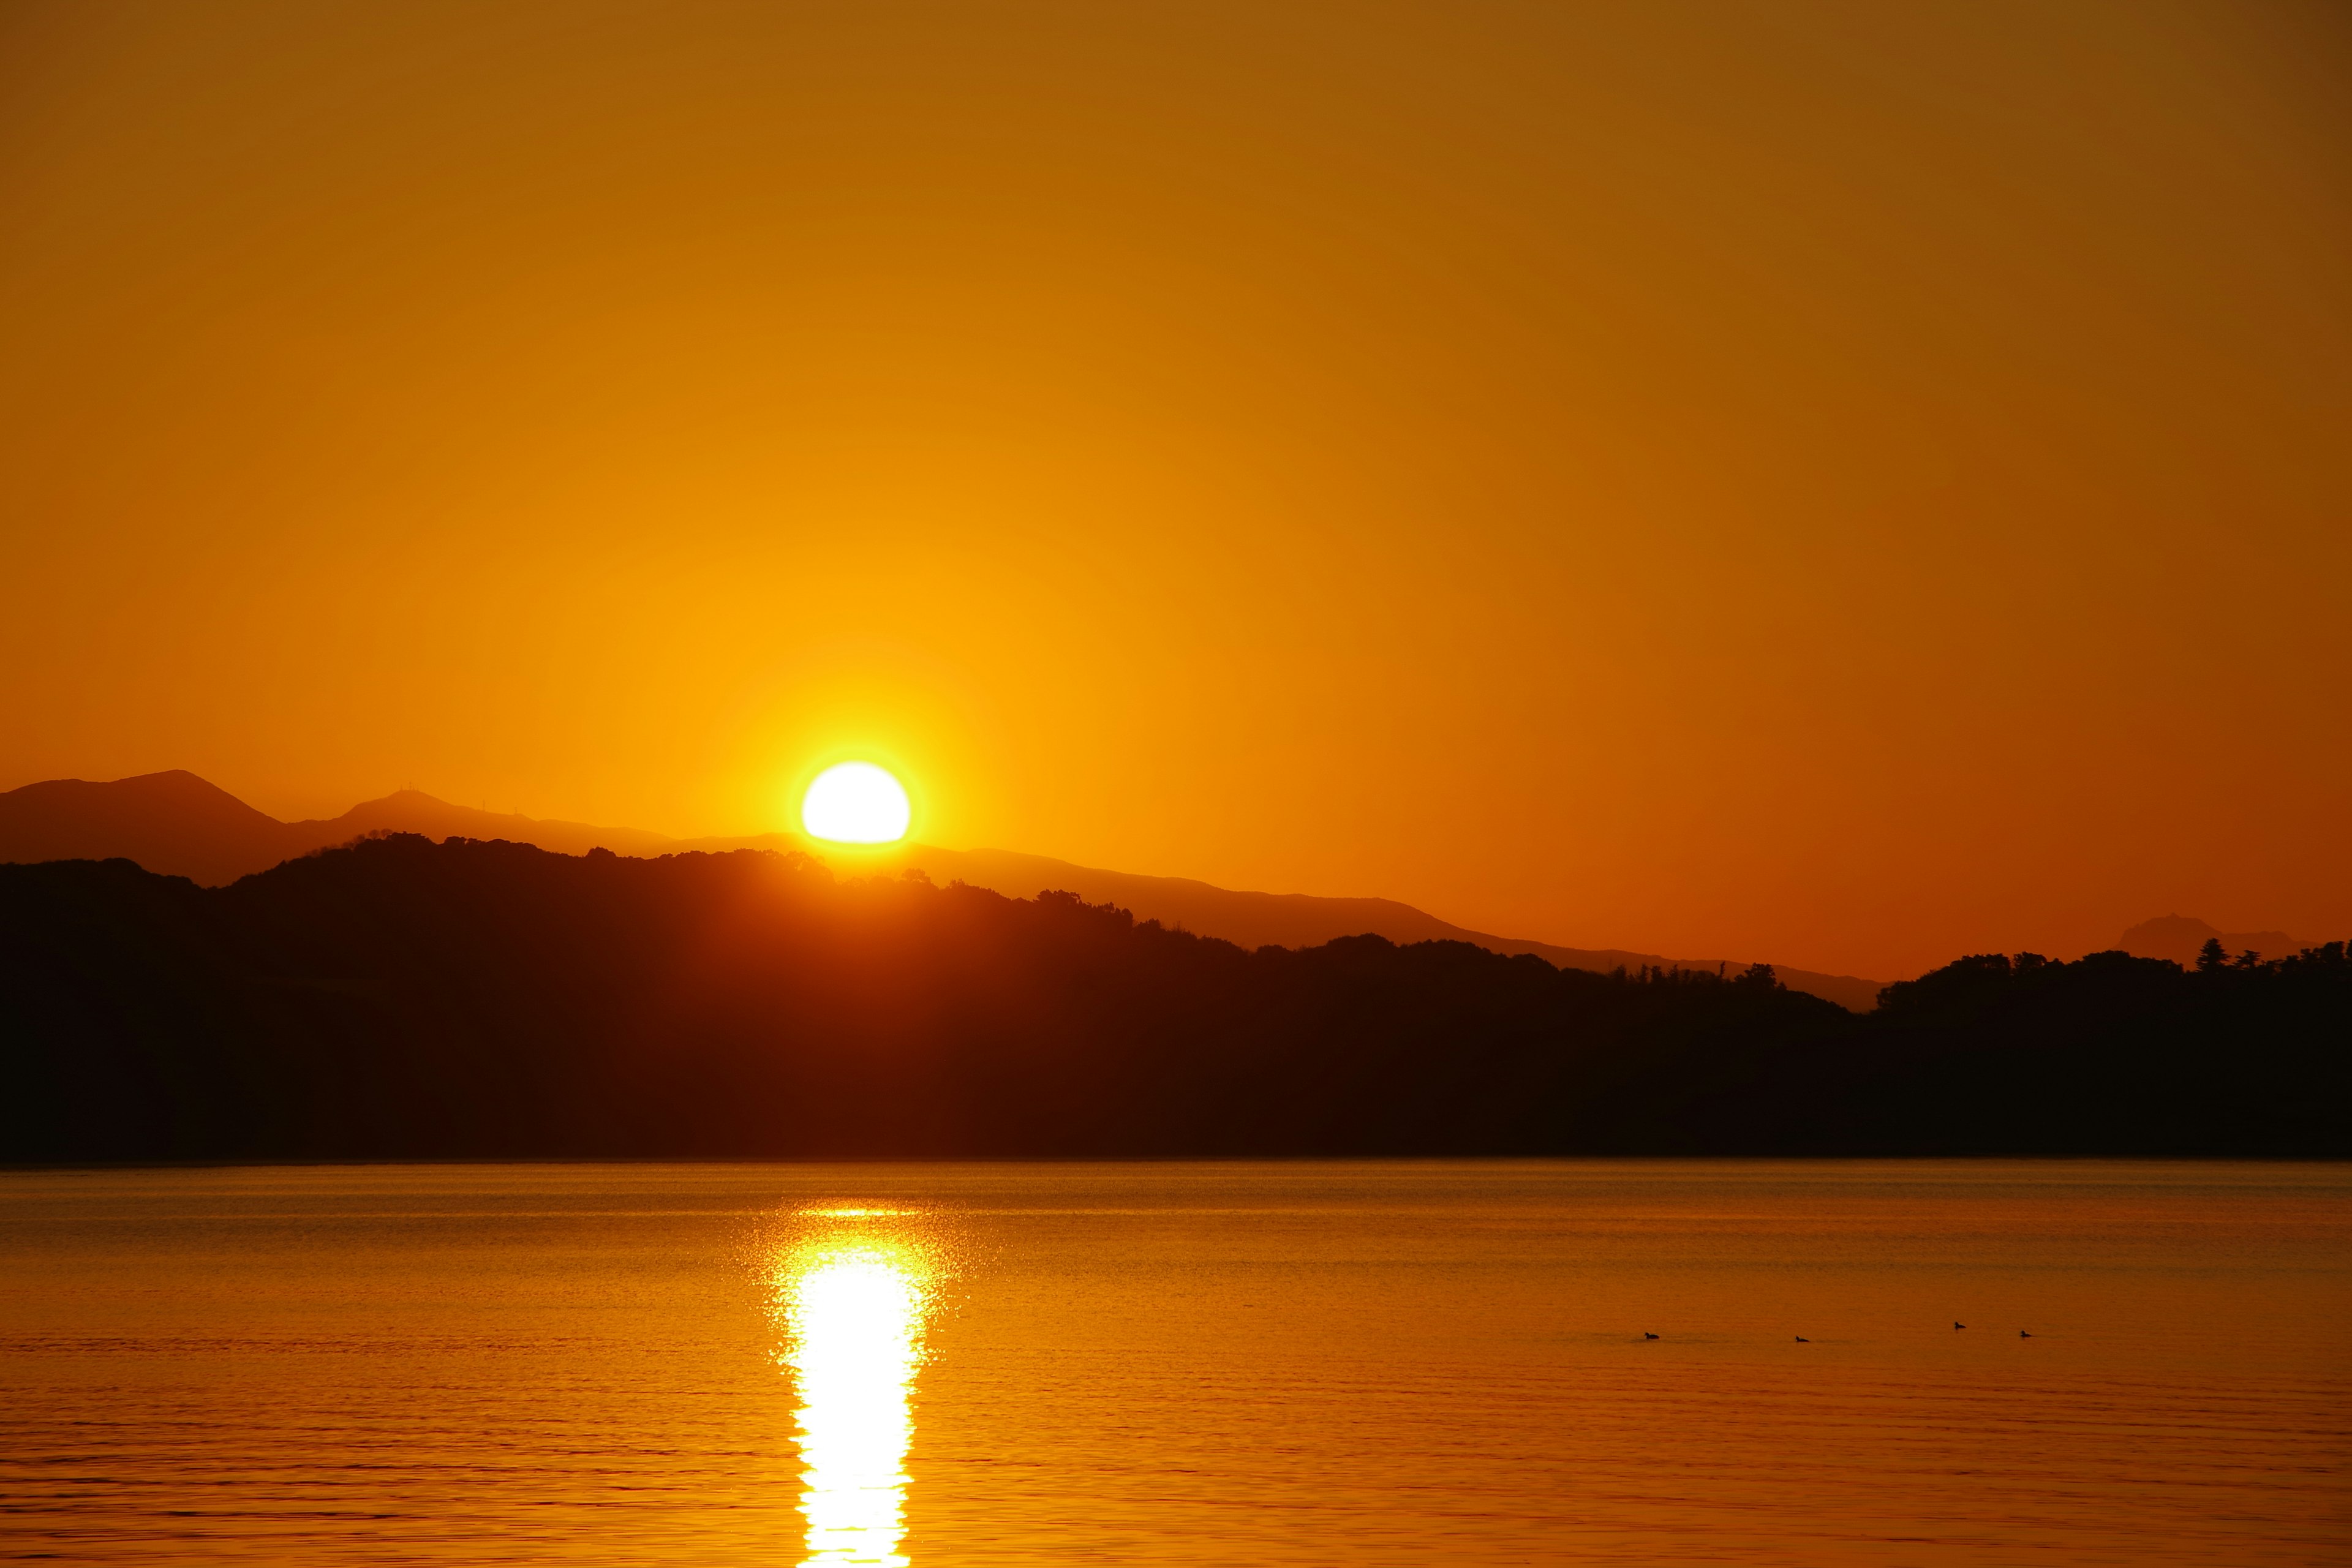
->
801, 762, 912, 845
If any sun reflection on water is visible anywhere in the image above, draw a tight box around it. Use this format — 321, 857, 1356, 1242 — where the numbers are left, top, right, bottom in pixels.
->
772, 1214, 938, 1568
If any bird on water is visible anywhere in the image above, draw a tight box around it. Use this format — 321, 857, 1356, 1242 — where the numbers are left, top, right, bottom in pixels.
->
1643, 1332, 1660, 1340
2019, 1330, 2032, 1338
1954, 1321, 1966, 1330
1794, 1335, 1809, 1343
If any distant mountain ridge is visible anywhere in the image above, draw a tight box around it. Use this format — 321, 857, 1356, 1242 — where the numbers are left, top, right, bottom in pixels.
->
0, 771, 304, 888
2117, 914, 2321, 967
0, 772, 676, 883
701, 838, 1892, 1011
0, 770, 1894, 1006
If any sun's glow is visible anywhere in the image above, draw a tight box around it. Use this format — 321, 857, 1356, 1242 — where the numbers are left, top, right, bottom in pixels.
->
772, 1232, 935, 1567
801, 763, 911, 845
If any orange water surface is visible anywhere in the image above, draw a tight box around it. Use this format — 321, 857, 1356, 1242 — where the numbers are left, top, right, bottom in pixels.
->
1, 1161, 2344, 1565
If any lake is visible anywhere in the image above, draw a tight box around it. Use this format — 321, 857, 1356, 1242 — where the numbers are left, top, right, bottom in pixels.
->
1, 1161, 2345, 1565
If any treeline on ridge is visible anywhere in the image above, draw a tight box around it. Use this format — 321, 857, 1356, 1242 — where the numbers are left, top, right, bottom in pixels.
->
1, 834, 2345, 1161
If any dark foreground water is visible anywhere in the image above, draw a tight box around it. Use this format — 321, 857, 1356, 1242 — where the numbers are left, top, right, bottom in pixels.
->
0, 1162, 2344, 1566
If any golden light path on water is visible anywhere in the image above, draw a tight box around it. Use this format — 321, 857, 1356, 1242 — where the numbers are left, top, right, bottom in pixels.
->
773, 1211, 938, 1568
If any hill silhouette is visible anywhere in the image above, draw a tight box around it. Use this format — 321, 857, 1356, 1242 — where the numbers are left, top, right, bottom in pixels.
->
2119, 914, 2320, 968
0, 771, 312, 886
293, 788, 678, 859
2, 836, 2343, 1161
0, 772, 1884, 1009
672, 839, 1887, 1011
0, 772, 676, 880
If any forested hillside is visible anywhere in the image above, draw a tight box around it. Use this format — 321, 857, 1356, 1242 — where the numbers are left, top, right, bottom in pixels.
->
3, 836, 2343, 1161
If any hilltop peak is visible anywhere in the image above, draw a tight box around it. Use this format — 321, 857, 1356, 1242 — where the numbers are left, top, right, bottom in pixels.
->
0, 770, 303, 884
2119, 914, 2318, 966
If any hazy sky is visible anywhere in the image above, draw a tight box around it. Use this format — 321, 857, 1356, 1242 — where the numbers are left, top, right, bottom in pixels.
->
4, 0, 2347, 978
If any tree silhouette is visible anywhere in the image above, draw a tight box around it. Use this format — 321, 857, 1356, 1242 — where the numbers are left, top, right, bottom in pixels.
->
2, 835, 2345, 1161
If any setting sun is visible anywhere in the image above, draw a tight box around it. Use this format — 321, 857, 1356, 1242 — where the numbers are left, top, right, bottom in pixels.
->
3, 7, 2348, 1566
801, 763, 911, 845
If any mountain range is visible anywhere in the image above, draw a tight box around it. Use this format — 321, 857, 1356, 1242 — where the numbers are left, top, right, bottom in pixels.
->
0, 771, 1888, 1009
11, 770, 2297, 1012
2115, 914, 2323, 968
7, 833, 2345, 1161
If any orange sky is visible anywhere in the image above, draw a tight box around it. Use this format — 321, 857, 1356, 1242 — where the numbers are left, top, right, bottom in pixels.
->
3, 1, 2347, 979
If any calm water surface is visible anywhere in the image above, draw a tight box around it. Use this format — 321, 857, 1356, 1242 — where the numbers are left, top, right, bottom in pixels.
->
0, 1161, 2344, 1565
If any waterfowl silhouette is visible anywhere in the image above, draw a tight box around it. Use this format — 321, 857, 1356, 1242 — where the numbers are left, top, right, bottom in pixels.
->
1794, 1335, 1809, 1343
2019, 1330, 2032, 1338
1643, 1332, 1660, 1340
1953, 1321, 1965, 1330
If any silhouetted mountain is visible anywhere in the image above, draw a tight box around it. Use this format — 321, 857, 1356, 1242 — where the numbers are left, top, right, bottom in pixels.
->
668, 836, 1890, 1011
2, 838, 2343, 1161
0, 772, 1885, 1008
0, 772, 312, 885
290, 790, 676, 860
0, 775, 671, 884
2119, 914, 2319, 968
